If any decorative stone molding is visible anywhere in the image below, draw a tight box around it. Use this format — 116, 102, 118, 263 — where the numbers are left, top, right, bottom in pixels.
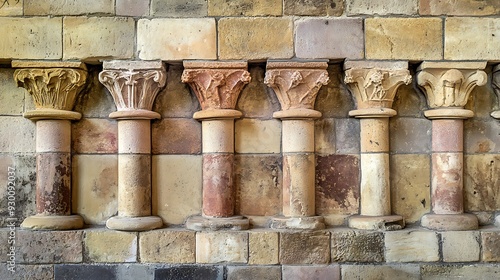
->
12, 60, 88, 230
183, 61, 251, 231
491, 64, 500, 119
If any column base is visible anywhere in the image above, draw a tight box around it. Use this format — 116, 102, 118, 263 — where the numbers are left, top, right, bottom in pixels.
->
421, 213, 478, 231
269, 216, 325, 230
185, 216, 249, 231
348, 215, 405, 231
21, 214, 84, 230
106, 216, 163, 231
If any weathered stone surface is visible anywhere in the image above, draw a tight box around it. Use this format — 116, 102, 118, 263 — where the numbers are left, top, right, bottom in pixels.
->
152, 155, 202, 224
151, 0, 207, 17
36, 152, 71, 215
218, 18, 293, 60
152, 118, 201, 154
209, 0, 281, 16
390, 154, 431, 223
284, 0, 343, 15
17, 230, 83, 263
0, 17, 62, 60
0, 0, 22, 16
55, 264, 117, 280
0, 68, 24, 115
84, 230, 137, 262
392, 81, 427, 118
431, 152, 464, 214
469, 71, 496, 120
138, 18, 216, 60
295, 18, 364, 59
347, 0, 417, 15
335, 119, 361, 154
0, 117, 35, 153
315, 64, 355, 118
0, 264, 53, 280
280, 231, 330, 264
464, 120, 500, 153
196, 232, 248, 263
72, 155, 118, 225
420, 0, 500, 15
390, 117, 431, 153
227, 266, 281, 280
72, 118, 117, 154
315, 118, 335, 155
442, 231, 480, 262
365, 18, 442, 60
116, 154, 152, 217
25, 0, 113, 15
482, 231, 500, 262
248, 230, 279, 265
342, 264, 420, 280
464, 154, 500, 212
116, 264, 153, 280
116, 0, 149, 16
63, 17, 134, 61
331, 229, 384, 262
422, 264, 500, 279
385, 230, 439, 262
203, 154, 235, 217
282, 265, 340, 280
235, 119, 281, 154
316, 155, 360, 216
155, 265, 224, 280
139, 229, 195, 263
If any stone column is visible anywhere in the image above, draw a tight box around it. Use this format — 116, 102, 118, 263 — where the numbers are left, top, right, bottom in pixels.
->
181, 61, 251, 230
13, 61, 87, 230
344, 61, 412, 230
99, 60, 166, 231
264, 60, 329, 230
492, 65, 500, 227
417, 61, 487, 231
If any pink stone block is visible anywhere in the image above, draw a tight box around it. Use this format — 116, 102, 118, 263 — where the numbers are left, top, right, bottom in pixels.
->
203, 154, 234, 217
432, 119, 463, 152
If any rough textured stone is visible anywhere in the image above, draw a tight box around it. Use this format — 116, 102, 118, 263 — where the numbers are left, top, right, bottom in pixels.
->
295, 18, 364, 59
155, 265, 224, 280
117, 264, 154, 280
248, 230, 279, 265
0, 68, 25, 115
482, 231, 500, 262
152, 118, 201, 154
464, 154, 500, 212
209, 0, 281, 16
280, 231, 330, 264
17, 230, 83, 263
342, 264, 420, 280
116, 0, 149, 16
227, 266, 281, 280
72, 118, 117, 154
385, 230, 439, 262
54, 264, 116, 280
284, 0, 343, 15
139, 229, 195, 263
201, 153, 235, 217
235, 119, 281, 154
390, 154, 431, 223
390, 117, 431, 153
0, 17, 62, 60
196, 232, 248, 263
282, 265, 340, 280
25, 0, 113, 15
347, 0, 417, 15
0, 117, 35, 153
72, 155, 118, 225
335, 119, 361, 154
365, 18, 443, 60
315, 118, 335, 155
218, 18, 293, 60
315, 64, 355, 118
0, 264, 53, 280
420, 0, 500, 15
63, 17, 135, 61
0, 0, 22, 16
331, 229, 384, 262
84, 230, 137, 263
138, 18, 216, 60
442, 231, 480, 262
392, 81, 427, 118
150, 0, 207, 17
465, 120, 500, 153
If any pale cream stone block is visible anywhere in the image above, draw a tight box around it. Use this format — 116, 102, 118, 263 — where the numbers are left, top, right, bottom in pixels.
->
118, 154, 151, 217
196, 232, 248, 263
0, 0, 23, 16
0, 117, 36, 153
360, 153, 390, 216
152, 155, 202, 225
442, 231, 480, 262
385, 230, 439, 262
282, 119, 315, 153
283, 154, 316, 217
235, 118, 281, 154
248, 230, 279, 265
118, 120, 151, 154
360, 118, 389, 153
0, 69, 25, 115
36, 120, 71, 153
139, 229, 195, 263
25, 0, 114, 15
85, 229, 137, 262
202, 119, 234, 153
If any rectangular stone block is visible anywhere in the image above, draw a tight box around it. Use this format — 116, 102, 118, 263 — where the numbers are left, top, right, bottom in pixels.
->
442, 231, 480, 262
366, 18, 442, 60
0, 264, 53, 280
25, 0, 114, 15
218, 17, 293, 60
385, 230, 439, 262
0, 117, 35, 153
0, 0, 22, 16
282, 265, 340, 280
235, 119, 281, 153
482, 231, 500, 262
342, 264, 420, 280
295, 18, 363, 59
196, 232, 248, 263
248, 230, 279, 265
0, 68, 24, 115
335, 119, 360, 154
331, 229, 384, 262
72, 118, 117, 154
17, 230, 83, 263
464, 154, 500, 212
155, 265, 224, 280
465, 120, 500, 154
84, 229, 137, 262
152, 155, 202, 224
116, 0, 149, 16
152, 118, 201, 154
73, 66, 117, 118
315, 118, 335, 155
284, 0, 343, 15
138, 18, 216, 61
421, 264, 500, 279
420, 0, 500, 15
55, 264, 117, 280
445, 17, 500, 60
151, 0, 207, 17
390, 117, 431, 154
392, 82, 427, 117
280, 231, 330, 264
346, 0, 417, 15
227, 266, 281, 280
139, 229, 195, 263
209, 0, 282, 16
0, 17, 62, 60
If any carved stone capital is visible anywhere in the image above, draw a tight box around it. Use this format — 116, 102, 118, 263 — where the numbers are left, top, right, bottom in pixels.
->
416, 62, 487, 109
264, 61, 329, 111
99, 61, 167, 112
491, 64, 500, 119
181, 61, 251, 110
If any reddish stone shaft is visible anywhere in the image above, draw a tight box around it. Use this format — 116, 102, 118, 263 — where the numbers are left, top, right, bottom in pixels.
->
36, 153, 71, 215
202, 154, 235, 217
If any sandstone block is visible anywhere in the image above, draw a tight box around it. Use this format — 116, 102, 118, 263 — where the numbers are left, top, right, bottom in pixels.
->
218, 17, 293, 60
342, 264, 420, 280
139, 229, 195, 263
282, 265, 340, 280
365, 18, 442, 60
25, 0, 113, 15
335, 119, 360, 154
442, 231, 480, 262
17, 230, 83, 263
85, 230, 137, 262
420, 0, 500, 15
392, 83, 427, 117
196, 232, 248, 263
248, 230, 279, 265
464, 154, 500, 212
315, 65, 355, 118
346, 0, 417, 15
0, 117, 35, 153
284, 0, 343, 15
482, 231, 500, 262
235, 119, 281, 153
73, 66, 117, 118
464, 120, 500, 154
385, 230, 439, 262
0, 265, 53, 280
0, 69, 24, 115
116, 0, 149, 16
295, 18, 364, 59
138, 18, 216, 60
152, 118, 201, 154
0, 0, 22, 16
390, 117, 431, 153
331, 229, 384, 262
151, 0, 207, 17
152, 155, 202, 224
280, 231, 330, 264
55, 264, 117, 279
155, 265, 224, 280
0, 17, 62, 60
227, 266, 281, 280
72, 118, 117, 154
63, 17, 134, 61
421, 264, 500, 279
315, 118, 335, 155
209, 0, 282, 16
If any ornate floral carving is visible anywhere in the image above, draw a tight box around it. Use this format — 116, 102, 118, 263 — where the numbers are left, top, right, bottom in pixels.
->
345, 68, 411, 109
14, 68, 87, 111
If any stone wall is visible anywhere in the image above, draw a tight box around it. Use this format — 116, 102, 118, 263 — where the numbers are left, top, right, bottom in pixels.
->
0, 0, 500, 279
